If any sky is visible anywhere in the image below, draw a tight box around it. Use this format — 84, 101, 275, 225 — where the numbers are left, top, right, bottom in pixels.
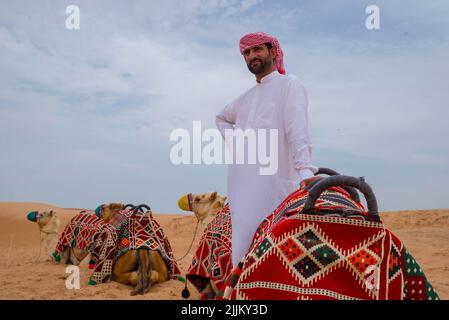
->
0, 0, 448, 213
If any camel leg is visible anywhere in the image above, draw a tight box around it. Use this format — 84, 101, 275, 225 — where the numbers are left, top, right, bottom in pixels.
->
112, 250, 139, 286
43, 236, 51, 261
112, 271, 139, 286
112, 250, 169, 294
35, 232, 44, 262
150, 271, 160, 285
60, 247, 71, 264
149, 251, 169, 284
149, 271, 169, 285
71, 248, 88, 265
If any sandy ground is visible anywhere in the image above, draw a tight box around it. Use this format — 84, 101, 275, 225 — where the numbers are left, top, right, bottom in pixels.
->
0, 202, 448, 300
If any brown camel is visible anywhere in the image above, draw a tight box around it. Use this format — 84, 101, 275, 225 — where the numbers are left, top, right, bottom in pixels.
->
101, 203, 169, 292
58, 203, 169, 295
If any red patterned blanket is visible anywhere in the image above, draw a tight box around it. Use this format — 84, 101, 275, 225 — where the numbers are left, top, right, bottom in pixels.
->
109, 208, 182, 280
53, 211, 117, 284
187, 204, 232, 297
217, 187, 439, 300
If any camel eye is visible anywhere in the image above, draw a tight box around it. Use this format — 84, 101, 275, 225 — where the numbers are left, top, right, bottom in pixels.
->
194, 197, 200, 202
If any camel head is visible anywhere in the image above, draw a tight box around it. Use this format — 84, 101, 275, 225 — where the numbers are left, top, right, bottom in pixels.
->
26, 209, 60, 233
97, 203, 125, 223
178, 192, 227, 223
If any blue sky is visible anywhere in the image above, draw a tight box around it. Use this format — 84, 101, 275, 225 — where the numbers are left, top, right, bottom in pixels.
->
1, 0, 448, 213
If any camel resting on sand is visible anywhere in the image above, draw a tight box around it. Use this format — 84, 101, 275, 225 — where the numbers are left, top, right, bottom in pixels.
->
26, 209, 60, 261
101, 203, 170, 292
55, 203, 174, 295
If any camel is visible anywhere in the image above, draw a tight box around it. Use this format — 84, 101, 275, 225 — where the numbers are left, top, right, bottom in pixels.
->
55, 203, 172, 295
26, 209, 60, 261
177, 191, 228, 298
100, 203, 170, 292
177, 171, 361, 299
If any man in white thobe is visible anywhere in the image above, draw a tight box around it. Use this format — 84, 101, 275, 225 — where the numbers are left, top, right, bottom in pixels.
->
216, 32, 320, 268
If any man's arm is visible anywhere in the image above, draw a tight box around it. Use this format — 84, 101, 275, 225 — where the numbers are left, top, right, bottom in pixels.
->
284, 79, 318, 182
216, 103, 235, 138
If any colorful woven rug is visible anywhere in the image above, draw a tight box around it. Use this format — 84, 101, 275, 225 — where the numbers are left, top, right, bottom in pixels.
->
186, 204, 232, 297
216, 187, 439, 300
108, 208, 182, 280
53, 211, 117, 284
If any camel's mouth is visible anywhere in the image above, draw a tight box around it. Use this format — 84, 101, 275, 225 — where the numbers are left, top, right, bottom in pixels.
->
178, 193, 193, 211
95, 205, 104, 218
26, 210, 40, 222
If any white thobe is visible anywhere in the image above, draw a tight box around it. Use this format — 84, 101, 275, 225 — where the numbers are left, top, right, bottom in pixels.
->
216, 70, 318, 267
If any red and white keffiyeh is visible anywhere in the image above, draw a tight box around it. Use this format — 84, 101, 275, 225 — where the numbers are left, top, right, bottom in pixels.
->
239, 32, 285, 75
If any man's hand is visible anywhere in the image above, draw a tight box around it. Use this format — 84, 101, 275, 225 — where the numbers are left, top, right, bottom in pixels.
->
300, 176, 323, 189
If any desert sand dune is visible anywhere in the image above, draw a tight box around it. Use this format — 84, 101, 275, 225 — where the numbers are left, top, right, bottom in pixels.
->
0, 202, 447, 299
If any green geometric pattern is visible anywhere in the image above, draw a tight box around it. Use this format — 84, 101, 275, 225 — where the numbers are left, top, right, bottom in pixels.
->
255, 238, 272, 258
426, 281, 439, 300
403, 247, 440, 300
404, 248, 424, 276
311, 245, 340, 267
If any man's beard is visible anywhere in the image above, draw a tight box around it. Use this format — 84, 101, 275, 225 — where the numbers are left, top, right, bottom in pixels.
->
247, 57, 273, 75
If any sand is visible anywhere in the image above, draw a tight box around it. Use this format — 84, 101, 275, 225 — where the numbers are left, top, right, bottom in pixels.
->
0, 202, 447, 300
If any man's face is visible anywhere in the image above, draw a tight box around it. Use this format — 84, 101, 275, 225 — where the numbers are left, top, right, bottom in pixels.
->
243, 44, 275, 75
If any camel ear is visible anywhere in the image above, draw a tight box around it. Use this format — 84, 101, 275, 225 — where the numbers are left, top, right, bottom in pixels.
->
49, 210, 54, 216
222, 196, 227, 202
210, 192, 217, 201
